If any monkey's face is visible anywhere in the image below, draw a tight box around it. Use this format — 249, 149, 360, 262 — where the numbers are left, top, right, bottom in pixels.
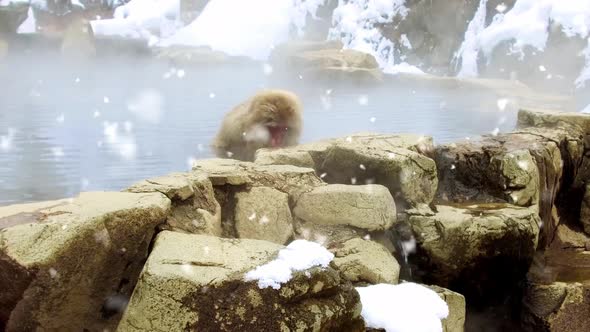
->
246, 96, 301, 149
243, 123, 290, 148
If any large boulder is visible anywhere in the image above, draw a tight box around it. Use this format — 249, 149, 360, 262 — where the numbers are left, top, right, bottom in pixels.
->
0, 192, 170, 331
406, 204, 540, 303
126, 172, 222, 236
429, 285, 467, 332
293, 184, 396, 232
522, 281, 590, 332
117, 232, 364, 331
436, 109, 590, 246
192, 158, 323, 201
580, 183, 590, 235
234, 186, 294, 244
331, 237, 400, 284
256, 133, 437, 209
190, 159, 323, 238
279, 47, 383, 83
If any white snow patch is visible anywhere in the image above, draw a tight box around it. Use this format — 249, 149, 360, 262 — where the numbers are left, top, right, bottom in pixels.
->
456, 0, 590, 82
90, 0, 181, 42
357, 283, 449, 332
328, 0, 423, 74
244, 239, 334, 290
17, 7, 37, 34
161, 0, 325, 60
0, 128, 16, 152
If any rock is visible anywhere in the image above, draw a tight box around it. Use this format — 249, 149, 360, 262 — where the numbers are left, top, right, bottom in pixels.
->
331, 237, 400, 284
428, 285, 466, 332
554, 223, 590, 249
179, 0, 208, 24
287, 48, 379, 70
270, 40, 344, 63
126, 172, 222, 236
153, 45, 255, 66
283, 48, 383, 83
518, 108, 590, 135
0, 5, 29, 35
117, 232, 364, 331
522, 281, 590, 332
0, 192, 170, 331
234, 187, 294, 244
256, 133, 438, 209
60, 17, 96, 59
407, 204, 540, 303
580, 183, 590, 235
435, 115, 585, 247
293, 184, 396, 231
192, 158, 323, 200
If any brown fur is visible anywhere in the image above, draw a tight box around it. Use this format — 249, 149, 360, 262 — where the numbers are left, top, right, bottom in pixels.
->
212, 89, 303, 161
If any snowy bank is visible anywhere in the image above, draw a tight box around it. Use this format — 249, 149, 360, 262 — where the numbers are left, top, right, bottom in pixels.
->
328, 0, 424, 75
90, 0, 180, 42
160, 0, 324, 60
357, 283, 449, 332
244, 239, 334, 290
456, 0, 590, 83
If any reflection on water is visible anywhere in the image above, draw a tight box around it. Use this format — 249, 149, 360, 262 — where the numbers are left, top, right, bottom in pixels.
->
0, 53, 517, 205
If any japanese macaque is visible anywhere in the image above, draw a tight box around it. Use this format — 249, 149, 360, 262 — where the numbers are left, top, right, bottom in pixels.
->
212, 89, 302, 161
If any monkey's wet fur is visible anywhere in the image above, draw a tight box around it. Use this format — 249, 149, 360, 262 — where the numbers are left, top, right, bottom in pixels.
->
212, 89, 303, 161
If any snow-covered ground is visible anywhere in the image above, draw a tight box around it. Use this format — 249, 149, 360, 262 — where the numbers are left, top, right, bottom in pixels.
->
455, 0, 590, 111
159, 0, 324, 60
327, 0, 423, 75
89, 0, 181, 43
357, 283, 449, 332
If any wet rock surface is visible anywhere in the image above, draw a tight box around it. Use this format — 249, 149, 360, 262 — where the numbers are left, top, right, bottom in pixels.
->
406, 204, 540, 303
234, 186, 294, 244
126, 172, 222, 236
256, 133, 437, 209
522, 281, 590, 332
293, 184, 396, 232
428, 285, 467, 332
0, 192, 170, 332
331, 237, 400, 285
118, 232, 365, 332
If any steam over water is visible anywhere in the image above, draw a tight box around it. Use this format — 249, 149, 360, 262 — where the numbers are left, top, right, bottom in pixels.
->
0, 52, 515, 205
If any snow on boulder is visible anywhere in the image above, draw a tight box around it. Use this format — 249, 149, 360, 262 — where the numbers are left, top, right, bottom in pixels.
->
244, 239, 334, 289
356, 283, 449, 332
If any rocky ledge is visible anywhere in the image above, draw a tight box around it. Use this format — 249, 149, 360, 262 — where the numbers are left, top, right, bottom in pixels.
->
2, 108, 590, 331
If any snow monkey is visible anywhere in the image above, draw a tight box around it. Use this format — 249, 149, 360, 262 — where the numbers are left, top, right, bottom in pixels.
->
212, 89, 303, 161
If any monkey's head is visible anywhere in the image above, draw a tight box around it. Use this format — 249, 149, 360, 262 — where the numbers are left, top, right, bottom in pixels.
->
245, 89, 302, 149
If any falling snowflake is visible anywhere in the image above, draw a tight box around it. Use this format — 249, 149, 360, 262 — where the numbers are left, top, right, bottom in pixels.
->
177, 69, 186, 78
263, 63, 273, 75
359, 164, 366, 170
496, 3, 507, 13
497, 98, 509, 111
50, 147, 64, 158
351, 177, 357, 184
369, 117, 376, 123
491, 127, 500, 136
358, 94, 369, 106
55, 113, 65, 123
259, 216, 270, 225
539, 65, 546, 72
209, 92, 216, 99
103, 96, 110, 104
